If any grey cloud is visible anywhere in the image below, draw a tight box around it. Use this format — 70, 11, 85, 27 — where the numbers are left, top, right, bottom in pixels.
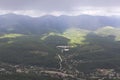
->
0, 0, 119, 11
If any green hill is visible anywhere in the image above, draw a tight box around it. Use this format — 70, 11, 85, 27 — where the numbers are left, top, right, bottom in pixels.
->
95, 26, 120, 41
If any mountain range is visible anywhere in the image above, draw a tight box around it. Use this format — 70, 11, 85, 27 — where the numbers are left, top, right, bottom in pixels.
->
0, 14, 120, 35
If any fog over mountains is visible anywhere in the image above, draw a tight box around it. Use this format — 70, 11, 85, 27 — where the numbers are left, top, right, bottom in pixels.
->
0, 14, 120, 34
1, 0, 120, 79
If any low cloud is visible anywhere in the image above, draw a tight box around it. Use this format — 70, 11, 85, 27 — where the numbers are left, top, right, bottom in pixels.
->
0, 0, 119, 17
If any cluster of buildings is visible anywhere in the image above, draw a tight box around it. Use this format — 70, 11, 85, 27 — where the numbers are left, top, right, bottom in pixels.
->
0, 63, 43, 74
76, 68, 120, 80
93, 68, 120, 80
0, 63, 120, 80
0, 63, 76, 79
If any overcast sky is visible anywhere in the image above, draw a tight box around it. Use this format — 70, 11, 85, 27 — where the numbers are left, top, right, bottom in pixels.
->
0, 0, 120, 17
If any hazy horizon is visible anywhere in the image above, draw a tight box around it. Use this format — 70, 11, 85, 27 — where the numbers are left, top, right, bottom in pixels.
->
0, 0, 120, 17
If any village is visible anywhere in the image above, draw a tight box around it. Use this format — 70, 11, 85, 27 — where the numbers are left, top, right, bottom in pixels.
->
0, 62, 120, 80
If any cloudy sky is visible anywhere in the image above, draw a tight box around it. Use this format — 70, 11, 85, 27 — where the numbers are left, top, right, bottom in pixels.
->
0, 0, 120, 17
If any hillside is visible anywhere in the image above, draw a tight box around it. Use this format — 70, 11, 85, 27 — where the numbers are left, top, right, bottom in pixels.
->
0, 14, 120, 80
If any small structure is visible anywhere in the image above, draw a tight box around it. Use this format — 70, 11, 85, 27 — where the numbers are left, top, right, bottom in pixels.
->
96, 68, 114, 76
56, 45, 72, 53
